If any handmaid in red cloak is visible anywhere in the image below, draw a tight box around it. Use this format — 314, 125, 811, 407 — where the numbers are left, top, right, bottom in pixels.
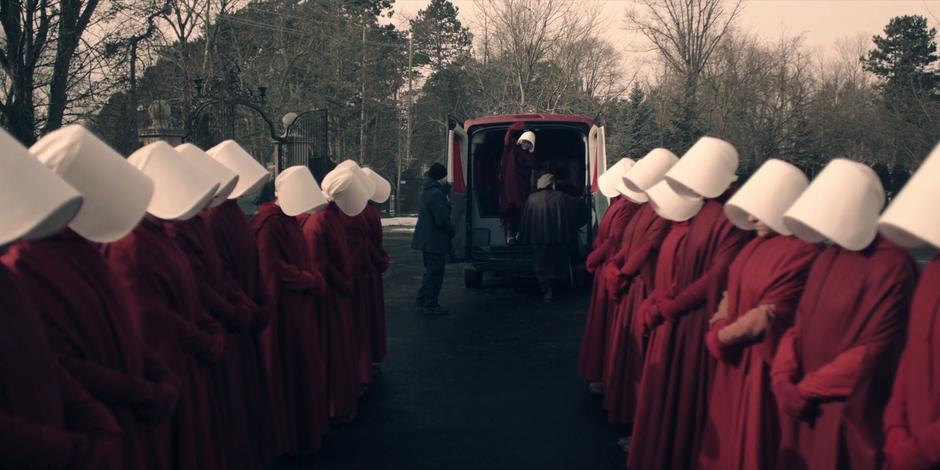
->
203, 140, 276, 466
251, 165, 330, 454
167, 144, 258, 469
3, 125, 178, 470
628, 137, 750, 470
0, 127, 122, 469
771, 159, 918, 470
578, 157, 637, 388
697, 159, 820, 470
598, 149, 677, 426
320, 163, 379, 417
499, 122, 539, 238
101, 141, 224, 470
361, 168, 392, 365
878, 144, 940, 470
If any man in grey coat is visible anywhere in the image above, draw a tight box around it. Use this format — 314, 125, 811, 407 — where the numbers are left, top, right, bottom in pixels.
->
411, 163, 454, 315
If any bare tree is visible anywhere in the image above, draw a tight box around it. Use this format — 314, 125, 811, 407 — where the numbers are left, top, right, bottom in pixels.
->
625, 0, 743, 85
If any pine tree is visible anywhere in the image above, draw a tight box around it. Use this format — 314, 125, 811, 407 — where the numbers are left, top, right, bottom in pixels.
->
410, 0, 473, 72
622, 84, 659, 158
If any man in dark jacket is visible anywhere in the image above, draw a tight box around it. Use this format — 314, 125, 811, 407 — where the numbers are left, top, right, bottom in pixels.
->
411, 163, 454, 315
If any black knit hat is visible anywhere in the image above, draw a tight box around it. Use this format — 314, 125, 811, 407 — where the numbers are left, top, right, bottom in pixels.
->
427, 162, 447, 180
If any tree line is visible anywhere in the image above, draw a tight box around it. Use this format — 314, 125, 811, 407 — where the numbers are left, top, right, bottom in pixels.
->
1, 0, 937, 198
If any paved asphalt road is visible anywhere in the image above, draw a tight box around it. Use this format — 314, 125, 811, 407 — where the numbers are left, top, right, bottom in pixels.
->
271, 229, 626, 470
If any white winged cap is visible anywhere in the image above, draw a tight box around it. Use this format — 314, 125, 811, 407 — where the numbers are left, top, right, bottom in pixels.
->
274, 165, 328, 216
321, 167, 371, 216
783, 158, 884, 251
0, 128, 83, 246
878, 143, 940, 249
127, 141, 218, 221
666, 136, 739, 198
206, 140, 269, 199
646, 180, 704, 222
598, 158, 635, 198
30, 125, 153, 242
175, 144, 239, 208
724, 159, 808, 235
619, 148, 679, 203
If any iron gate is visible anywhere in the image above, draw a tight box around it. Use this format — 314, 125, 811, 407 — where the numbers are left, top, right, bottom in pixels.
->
184, 99, 280, 170
280, 109, 330, 177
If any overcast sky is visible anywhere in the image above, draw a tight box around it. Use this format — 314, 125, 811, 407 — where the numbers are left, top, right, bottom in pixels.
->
389, 0, 940, 74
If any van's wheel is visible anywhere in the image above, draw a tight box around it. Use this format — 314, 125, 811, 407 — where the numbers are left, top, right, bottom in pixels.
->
464, 268, 483, 289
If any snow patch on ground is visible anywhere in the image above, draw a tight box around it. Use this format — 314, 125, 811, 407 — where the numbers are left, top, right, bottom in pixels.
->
381, 217, 417, 227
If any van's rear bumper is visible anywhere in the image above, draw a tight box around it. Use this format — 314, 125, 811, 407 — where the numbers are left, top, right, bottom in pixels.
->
467, 245, 535, 274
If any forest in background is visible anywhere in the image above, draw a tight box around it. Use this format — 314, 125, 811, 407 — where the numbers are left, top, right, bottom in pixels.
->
1, 0, 938, 197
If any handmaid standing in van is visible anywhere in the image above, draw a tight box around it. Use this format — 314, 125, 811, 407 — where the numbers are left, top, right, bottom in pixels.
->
499, 122, 539, 244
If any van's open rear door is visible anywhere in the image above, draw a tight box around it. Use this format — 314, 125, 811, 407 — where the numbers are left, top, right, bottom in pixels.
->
588, 125, 609, 228
447, 120, 469, 260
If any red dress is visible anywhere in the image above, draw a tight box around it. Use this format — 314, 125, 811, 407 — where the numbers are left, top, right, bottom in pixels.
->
166, 215, 253, 469
697, 235, 820, 470
628, 196, 751, 470
101, 218, 222, 470
883, 254, 940, 469
772, 237, 917, 470
0, 263, 122, 469
363, 204, 389, 363
203, 199, 274, 465
339, 209, 377, 388
3, 229, 179, 470
300, 204, 359, 419
602, 203, 670, 424
499, 122, 539, 231
578, 197, 638, 382
251, 202, 329, 454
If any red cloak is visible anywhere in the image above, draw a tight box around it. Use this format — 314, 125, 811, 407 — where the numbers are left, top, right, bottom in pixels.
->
884, 254, 940, 470
166, 215, 254, 469
100, 218, 222, 470
363, 204, 389, 363
3, 229, 179, 470
772, 237, 917, 470
0, 263, 122, 469
338, 209, 377, 388
250, 202, 329, 454
499, 122, 539, 231
300, 204, 359, 419
628, 196, 751, 470
578, 197, 639, 382
203, 199, 274, 465
602, 203, 671, 424
698, 235, 820, 470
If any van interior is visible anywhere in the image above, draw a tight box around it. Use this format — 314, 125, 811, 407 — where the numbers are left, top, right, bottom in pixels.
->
468, 124, 589, 249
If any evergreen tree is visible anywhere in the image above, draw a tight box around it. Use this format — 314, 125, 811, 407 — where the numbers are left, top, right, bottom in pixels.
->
621, 84, 659, 158
410, 0, 473, 72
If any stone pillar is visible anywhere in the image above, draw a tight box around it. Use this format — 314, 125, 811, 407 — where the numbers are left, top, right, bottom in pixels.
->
138, 100, 185, 146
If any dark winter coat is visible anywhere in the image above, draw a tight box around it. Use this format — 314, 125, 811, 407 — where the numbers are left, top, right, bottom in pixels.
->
412, 177, 455, 255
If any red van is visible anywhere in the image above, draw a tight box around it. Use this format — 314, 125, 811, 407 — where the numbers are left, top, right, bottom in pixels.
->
446, 113, 610, 288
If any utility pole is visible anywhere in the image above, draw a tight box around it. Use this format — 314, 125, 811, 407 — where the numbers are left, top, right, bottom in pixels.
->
398, 31, 414, 215
359, 24, 367, 164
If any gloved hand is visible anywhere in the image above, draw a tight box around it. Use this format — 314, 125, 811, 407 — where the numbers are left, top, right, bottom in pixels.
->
773, 381, 811, 420
705, 319, 734, 362
641, 298, 664, 331
885, 428, 933, 470
659, 295, 681, 322
604, 264, 627, 297
586, 248, 605, 273
73, 433, 120, 470
137, 382, 178, 422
